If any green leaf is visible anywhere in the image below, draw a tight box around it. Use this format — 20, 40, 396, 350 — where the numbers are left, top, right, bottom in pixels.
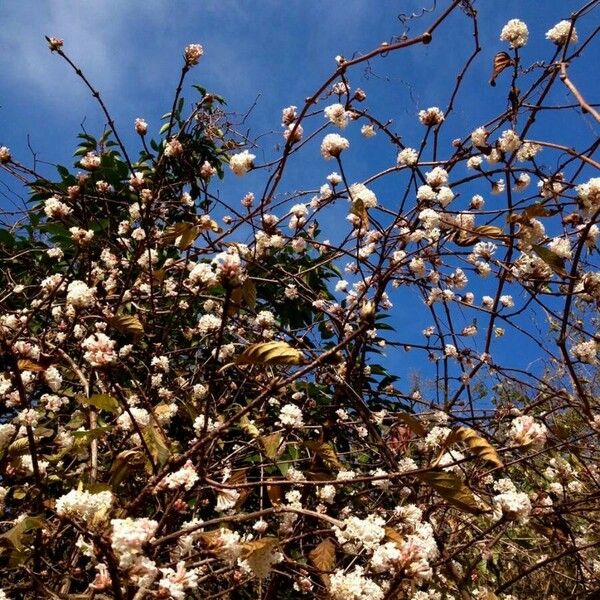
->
532, 244, 568, 277
1, 516, 46, 551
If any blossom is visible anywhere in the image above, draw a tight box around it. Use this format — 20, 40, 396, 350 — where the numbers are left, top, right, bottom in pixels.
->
66, 280, 95, 309
230, 150, 256, 176
321, 133, 349, 159
500, 19, 529, 48
134, 118, 148, 135
82, 333, 117, 367
44, 196, 72, 218
348, 183, 377, 209
397, 147, 418, 166
571, 339, 598, 364
80, 151, 101, 170
162, 460, 199, 491
56, 488, 113, 524
418, 107, 444, 126
508, 415, 548, 448
330, 566, 384, 600
361, 124, 376, 138
333, 514, 386, 552
577, 177, 600, 214
492, 479, 531, 523
471, 127, 488, 147
324, 103, 349, 128
111, 517, 158, 567
184, 43, 204, 65
164, 138, 183, 157
278, 404, 304, 428
498, 129, 521, 153
546, 20, 578, 45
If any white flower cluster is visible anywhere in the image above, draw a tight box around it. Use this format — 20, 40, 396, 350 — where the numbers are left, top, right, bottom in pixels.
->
330, 566, 384, 600
55, 488, 113, 524
508, 415, 547, 448
230, 150, 256, 176
546, 20, 578, 45
110, 517, 158, 567
82, 333, 117, 367
278, 403, 304, 428
492, 478, 532, 523
333, 514, 386, 553
500, 19, 529, 48
321, 133, 350, 159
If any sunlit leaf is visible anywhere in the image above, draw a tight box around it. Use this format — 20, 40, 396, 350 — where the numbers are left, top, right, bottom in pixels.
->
303, 440, 342, 470
309, 538, 336, 586
236, 341, 303, 366
442, 426, 504, 468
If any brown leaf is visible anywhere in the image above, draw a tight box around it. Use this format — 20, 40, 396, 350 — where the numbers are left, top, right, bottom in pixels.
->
384, 527, 404, 547
417, 470, 486, 514
396, 412, 426, 437
17, 359, 48, 373
489, 51, 513, 87
109, 314, 144, 340
236, 341, 303, 366
309, 538, 336, 587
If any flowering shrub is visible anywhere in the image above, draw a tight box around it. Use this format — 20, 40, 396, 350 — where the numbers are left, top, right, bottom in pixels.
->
1, 4, 600, 599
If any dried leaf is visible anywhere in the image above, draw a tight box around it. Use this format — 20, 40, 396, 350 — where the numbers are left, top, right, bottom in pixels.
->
489, 51, 513, 87
309, 538, 336, 587
396, 412, 426, 437
384, 527, 404, 547
109, 314, 144, 340
110, 450, 145, 487
444, 426, 503, 468
532, 244, 568, 277
17, 359, 48, 373
303, 441, 342, 470
236, 341, 303, 366
266, 483, 283, 506
417, 470, 485, 514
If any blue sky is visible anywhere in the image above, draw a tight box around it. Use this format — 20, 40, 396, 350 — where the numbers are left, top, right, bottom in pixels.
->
1, 1, 598, 401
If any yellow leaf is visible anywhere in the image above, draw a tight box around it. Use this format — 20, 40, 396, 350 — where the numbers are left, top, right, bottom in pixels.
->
417, 470, 486, 514
384, 527, 404, 547
236, 341, 303, 366
240, 415, 260, 438
442, 426, 503, 469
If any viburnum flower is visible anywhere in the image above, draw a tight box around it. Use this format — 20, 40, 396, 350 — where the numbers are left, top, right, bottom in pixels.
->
324, 103, 349, 128
79, 151, 101, 170
278, 403, 304, 428
418, 106, 444, 126
0, 146, 12, 163
321, 133, 349, 159
500, 19, 529, 48
134, 117, 148, 135
184, 43, 204, 65
546, 20, 578, 45
230, 150, 256, 176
